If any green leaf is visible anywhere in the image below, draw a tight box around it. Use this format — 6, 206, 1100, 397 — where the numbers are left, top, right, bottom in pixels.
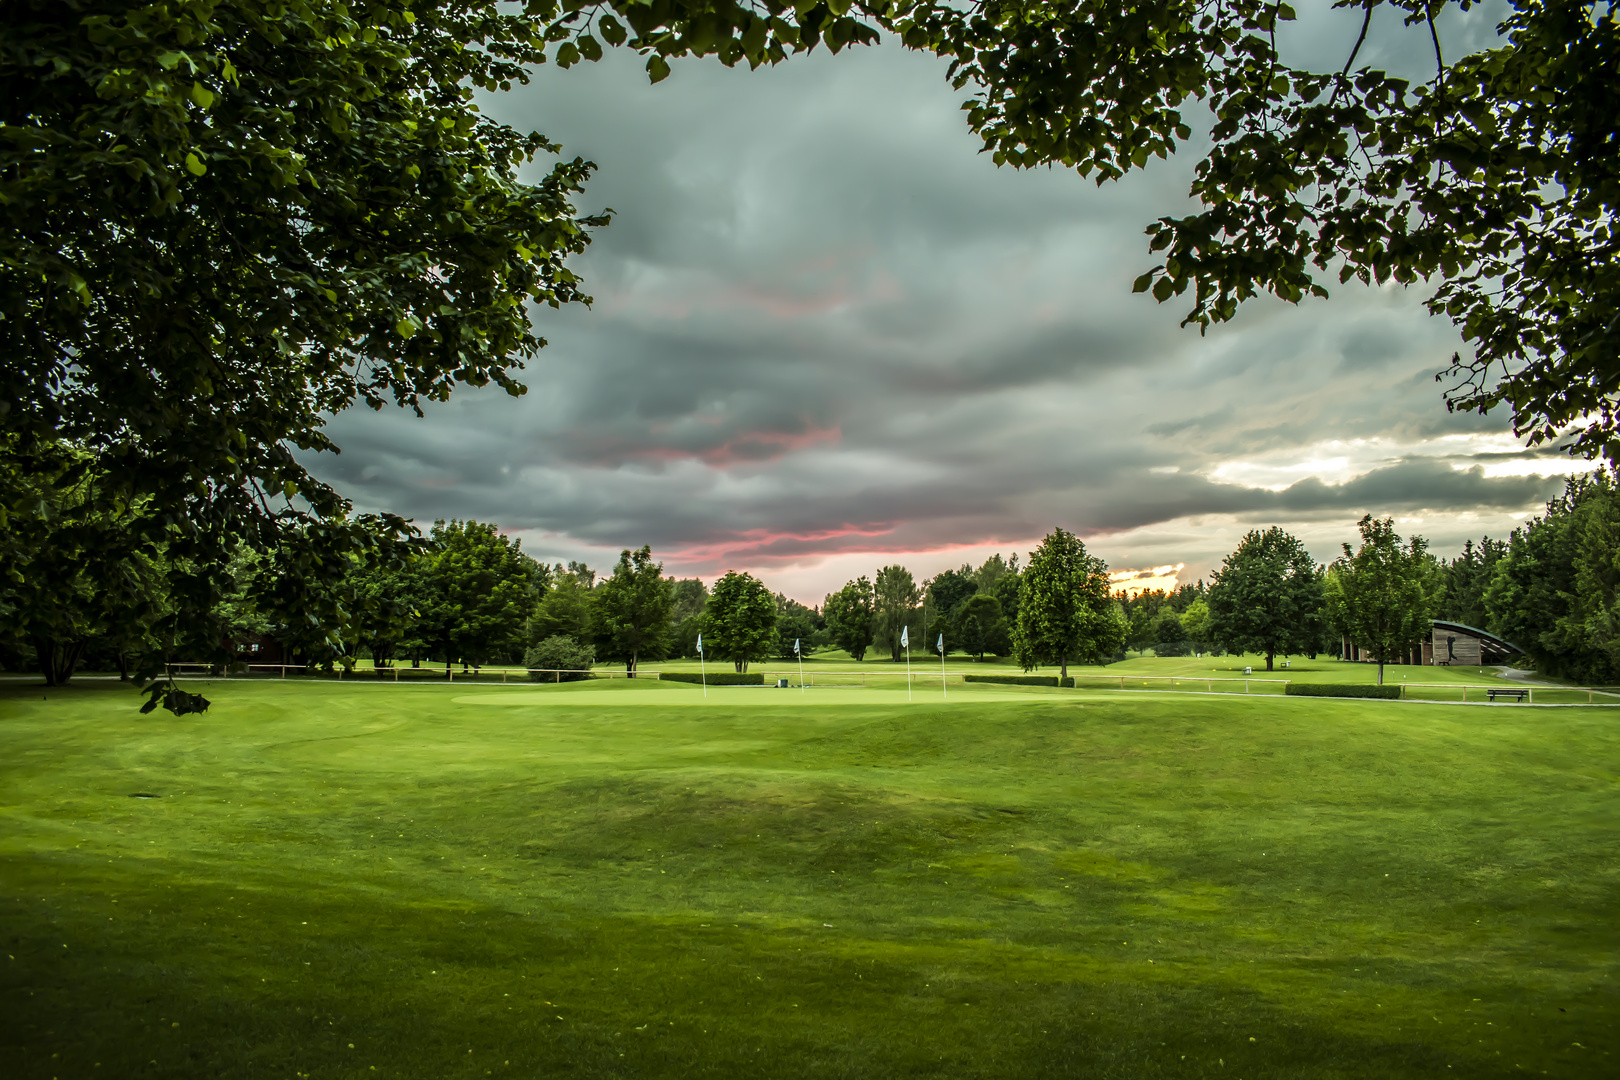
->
395, 319, 417, 339
647, 55, 671, 83
184, 152, 207, 176
578, 35, 602, 62
598, 15, 627, 47
190, 82, 215, 109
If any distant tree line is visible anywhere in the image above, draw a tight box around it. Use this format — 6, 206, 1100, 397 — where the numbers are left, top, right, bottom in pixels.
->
1108, 471, 1620, 686
8, 473, 1615, 687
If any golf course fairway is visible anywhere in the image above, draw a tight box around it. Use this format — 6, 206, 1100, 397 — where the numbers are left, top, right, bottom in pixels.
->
2, 677, 1615, 1078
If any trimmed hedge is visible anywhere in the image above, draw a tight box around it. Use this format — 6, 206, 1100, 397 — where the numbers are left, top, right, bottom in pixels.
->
963, 674, 1076, 689
1284, 683, 1402, 700
658, 672, 765, 686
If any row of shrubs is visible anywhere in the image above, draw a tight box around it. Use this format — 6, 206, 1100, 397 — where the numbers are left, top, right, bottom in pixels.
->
657, 672, 765, 686
1283, 683, 1402, 699
962, 674, 1076, 688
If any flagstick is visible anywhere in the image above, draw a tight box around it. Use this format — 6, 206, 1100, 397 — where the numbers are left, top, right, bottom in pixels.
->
699, 647, 707, 699
797, 646, 805, 694
940, 644, 947, 698
905, 641, 912, 701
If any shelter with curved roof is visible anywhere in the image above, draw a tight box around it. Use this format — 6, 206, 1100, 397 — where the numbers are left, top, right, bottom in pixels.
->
1342, 620, 1523, 667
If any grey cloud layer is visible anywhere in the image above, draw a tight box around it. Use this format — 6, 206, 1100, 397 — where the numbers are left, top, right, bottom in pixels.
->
310, 20, 1569, 592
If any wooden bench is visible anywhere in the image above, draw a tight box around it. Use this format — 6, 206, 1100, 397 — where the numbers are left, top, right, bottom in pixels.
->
1486, 687, 1529, 702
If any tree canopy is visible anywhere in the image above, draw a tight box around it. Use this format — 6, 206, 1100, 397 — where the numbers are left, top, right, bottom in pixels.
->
951, 592, 1008, 662
872, 565, 921, 663
823, 576, 876, 661
528, 0, 1617, 459
1205, 527, 1324, 671
3, 0, 605, 661
704, 570, 777, 673
1012, 527, 1123, 676
1484, 471, 1620, 683
593, 545, 672, 675
1325, 515, 1437, 684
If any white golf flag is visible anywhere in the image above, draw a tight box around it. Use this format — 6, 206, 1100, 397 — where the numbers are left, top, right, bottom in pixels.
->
794, 637, 800, 655
696, 633, 703, 654
937, 633, 944, 654
900, 625, 909, 649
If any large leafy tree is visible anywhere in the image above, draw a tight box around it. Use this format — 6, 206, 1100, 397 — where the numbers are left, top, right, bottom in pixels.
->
1325, 515, 1438, 685
529, 0, 1618, 460
528, 570, 596, 647
1205, 527, 1324, 671
3, 0, 605, 653
594, 544, 672, 675
1013, 528, 1123, 677
823, 576, 876, 661
705, 570, 777, 673
0, 442, 169, 685
418, 519, 535, 671
924, 565, 978, 650
951, 592, 1008, 662
774, 593, 820, 661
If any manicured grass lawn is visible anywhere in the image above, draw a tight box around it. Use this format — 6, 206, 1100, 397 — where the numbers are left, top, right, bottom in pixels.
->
2, 679, 1616, 1078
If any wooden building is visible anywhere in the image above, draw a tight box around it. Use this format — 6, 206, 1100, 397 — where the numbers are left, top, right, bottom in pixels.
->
1341, 620, 1521, 667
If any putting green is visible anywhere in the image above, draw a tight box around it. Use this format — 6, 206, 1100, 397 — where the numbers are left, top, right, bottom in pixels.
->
2, 678, 1615, 1078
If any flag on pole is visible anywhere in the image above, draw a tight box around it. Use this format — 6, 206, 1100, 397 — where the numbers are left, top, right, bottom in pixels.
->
936, 633, 944, 654
794, 638, 800, 655
696, 633, 703, 654
902, 623, 912, 701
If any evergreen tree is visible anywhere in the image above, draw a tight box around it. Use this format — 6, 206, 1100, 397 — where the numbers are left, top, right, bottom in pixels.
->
873, 565, 922, 663
1485, 472, 1620, 683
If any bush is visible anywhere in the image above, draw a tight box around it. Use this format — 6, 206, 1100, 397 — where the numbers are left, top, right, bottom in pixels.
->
658, 672, 764, 686
1283, 683, 1402, 700
525, 636, 595, 682
962, 674, 1075, 688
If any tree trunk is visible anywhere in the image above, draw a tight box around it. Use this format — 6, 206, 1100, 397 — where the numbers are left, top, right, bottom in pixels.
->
1377, 659, 1384, 685
116, 651, 130, 681
627, 653, 637, 678
1265, 652, 1274, 671
33, 636, 85, 687
1060, 654, 1068, 678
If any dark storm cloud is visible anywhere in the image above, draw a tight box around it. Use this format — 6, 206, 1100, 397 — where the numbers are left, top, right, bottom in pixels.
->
308, 11, 1579, 594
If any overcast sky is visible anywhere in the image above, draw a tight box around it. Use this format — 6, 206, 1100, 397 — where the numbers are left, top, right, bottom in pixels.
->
308, 2, 1590, 604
